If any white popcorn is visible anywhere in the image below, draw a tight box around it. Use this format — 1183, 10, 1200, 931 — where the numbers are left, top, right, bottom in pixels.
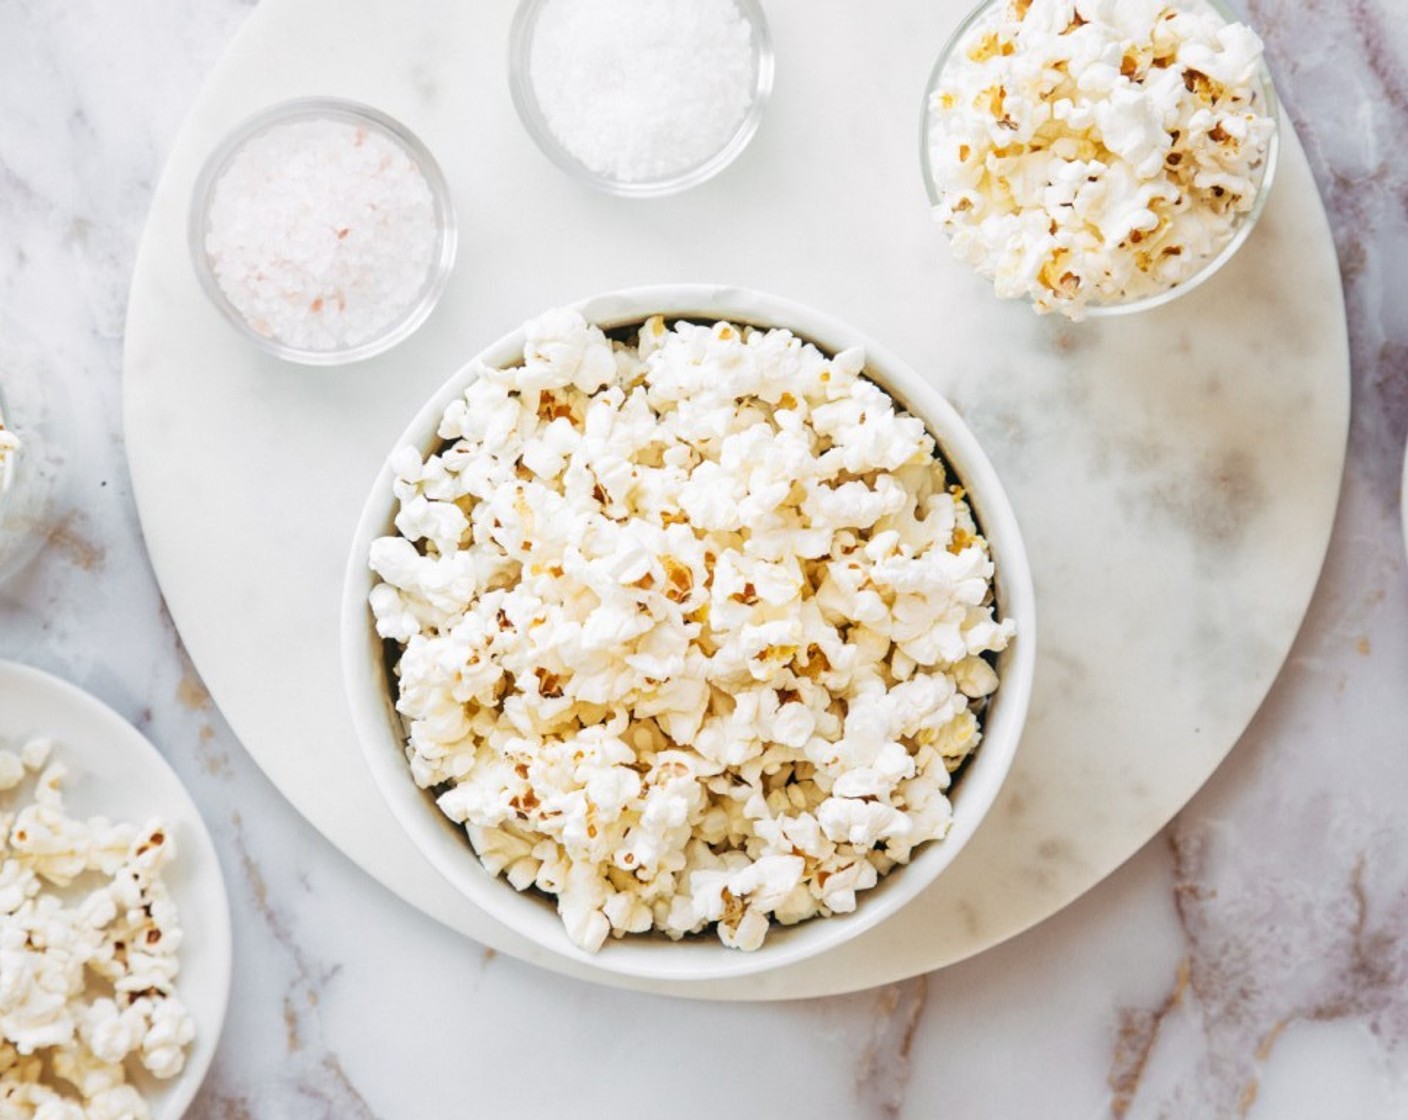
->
0, 747, 194, 1117
0, 403, 18, 497
370, 310, 1016, 951
0, 754, 24, 793
138, 998, 194, 1080
927, 0, 1276, 317
18, 741, 50, 775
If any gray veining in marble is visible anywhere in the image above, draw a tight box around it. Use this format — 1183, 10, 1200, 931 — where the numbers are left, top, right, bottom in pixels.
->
0, 0, 1406, 1116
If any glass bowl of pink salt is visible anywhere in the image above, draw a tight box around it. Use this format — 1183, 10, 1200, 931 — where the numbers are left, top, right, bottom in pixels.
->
508, 0, 774, 198
189, 98, 457, 366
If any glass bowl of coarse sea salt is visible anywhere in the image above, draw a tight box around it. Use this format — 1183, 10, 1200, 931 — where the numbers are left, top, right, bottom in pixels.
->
190, 98, 457, 365
509, 0, 774, 198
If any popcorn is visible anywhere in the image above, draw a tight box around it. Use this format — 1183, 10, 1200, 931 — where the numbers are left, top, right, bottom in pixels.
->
927, 0, 1276, 317
0, 741, 194, 1118
371, 310, 1015, 951
0, 403, 18, 497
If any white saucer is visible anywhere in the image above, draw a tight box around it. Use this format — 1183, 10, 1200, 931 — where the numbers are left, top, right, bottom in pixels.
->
0, 662, 232, 1117
123, 0, 1350, 998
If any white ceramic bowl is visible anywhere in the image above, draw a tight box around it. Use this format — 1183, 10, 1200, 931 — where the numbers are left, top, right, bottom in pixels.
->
342, 285, 1036, 982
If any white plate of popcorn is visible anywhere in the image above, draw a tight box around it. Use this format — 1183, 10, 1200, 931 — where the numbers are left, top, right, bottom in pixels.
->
0, 661, 231, 1119
343, 285, 1035, 983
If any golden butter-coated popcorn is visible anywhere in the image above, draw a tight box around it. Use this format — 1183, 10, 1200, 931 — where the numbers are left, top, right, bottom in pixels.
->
928, 0, 1275, 317
371, 311, 1015, 951
0, 743, 193, 1119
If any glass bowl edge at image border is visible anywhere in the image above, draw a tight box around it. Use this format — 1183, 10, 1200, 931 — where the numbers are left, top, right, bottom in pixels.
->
0, 379, 16, 573
187, 96, 458, 367
0, 367, 69, 587
917, 0, 1282, 318
507, 0, 776, 199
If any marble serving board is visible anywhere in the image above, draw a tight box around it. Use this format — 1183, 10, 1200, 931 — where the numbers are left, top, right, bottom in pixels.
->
122, 0, 1348, 998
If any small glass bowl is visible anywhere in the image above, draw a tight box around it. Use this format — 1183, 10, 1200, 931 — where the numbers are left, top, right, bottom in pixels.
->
189, 97, 457, 366
0, 380, 18, 576
0, 362, 68, 586
508, 0, 774, 198
920, 0, 1280, 318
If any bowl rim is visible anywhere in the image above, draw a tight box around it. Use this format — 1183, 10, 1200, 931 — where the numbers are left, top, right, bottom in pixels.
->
918, 0, 1282, 318
188, 96, 458, 366
341, 284, 1037, 982
506, 0, 775, 198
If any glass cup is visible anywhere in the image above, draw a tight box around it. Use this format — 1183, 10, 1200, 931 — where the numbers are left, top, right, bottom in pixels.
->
0, 356, 68, 586
920, 0, 1280, 317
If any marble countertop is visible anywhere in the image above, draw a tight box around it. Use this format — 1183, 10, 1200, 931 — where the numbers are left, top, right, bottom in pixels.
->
1, 0, 1405, 1116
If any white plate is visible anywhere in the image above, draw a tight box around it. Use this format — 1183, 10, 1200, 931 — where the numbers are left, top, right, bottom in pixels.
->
122, 0, 1350, 998
0, 662, 231, 1117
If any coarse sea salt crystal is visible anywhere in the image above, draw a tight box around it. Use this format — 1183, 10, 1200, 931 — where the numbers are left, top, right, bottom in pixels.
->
529, 0, 756, 183
204, 116, 438, 352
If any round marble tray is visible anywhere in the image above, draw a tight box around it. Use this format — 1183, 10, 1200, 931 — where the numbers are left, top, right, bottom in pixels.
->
122, 0, 1349, 999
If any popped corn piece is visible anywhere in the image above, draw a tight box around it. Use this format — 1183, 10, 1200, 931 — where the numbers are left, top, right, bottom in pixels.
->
0, 754, 24, 793
0, 406, 18, 497
18, 741, 50, 775
138, 998, 194, 1080
371, 310, 1015, 951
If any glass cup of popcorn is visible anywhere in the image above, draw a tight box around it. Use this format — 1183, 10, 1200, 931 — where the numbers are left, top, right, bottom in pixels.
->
0, 359, 67, 586
921, 0, 1280, 320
